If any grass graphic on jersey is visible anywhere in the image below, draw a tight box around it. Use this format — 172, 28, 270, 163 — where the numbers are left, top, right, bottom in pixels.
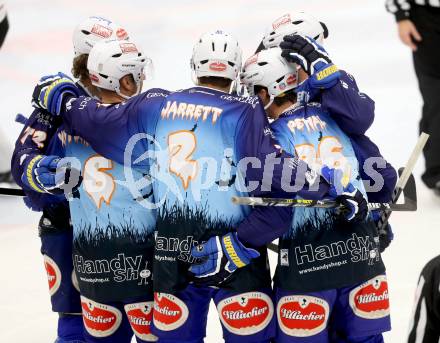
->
157, 201, 236, 239
74, 215, 153, 247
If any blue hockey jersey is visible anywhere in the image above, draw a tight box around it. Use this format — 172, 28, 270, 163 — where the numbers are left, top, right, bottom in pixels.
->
271, 102, 389, 292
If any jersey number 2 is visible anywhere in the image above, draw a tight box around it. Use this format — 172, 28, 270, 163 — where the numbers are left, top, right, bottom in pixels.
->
168, 130, 198, 189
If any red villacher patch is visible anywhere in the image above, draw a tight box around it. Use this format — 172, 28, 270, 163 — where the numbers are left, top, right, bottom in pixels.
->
209, 62, 227, 72
349, 275, 390, 319
124, 302, 157, 341
43, 255, 61, 296
153, 293, 189, 331
81, 296, 122, 338
217, 292, 273, 335
91, 24, 113, 38
277, 295, 329, 337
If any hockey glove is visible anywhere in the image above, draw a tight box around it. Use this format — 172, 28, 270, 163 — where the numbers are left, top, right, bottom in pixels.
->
32, 72, 80, 115
280, 34, 340, 90
22, 155, 81, 195
189, 232, 260, 287
321, 166, 368, 223
372, 210, 394, 252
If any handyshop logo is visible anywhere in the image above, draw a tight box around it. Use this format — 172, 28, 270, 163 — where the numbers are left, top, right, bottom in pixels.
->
217, 292, 274, 335
155, 235, 201, 263
74, 253, 151, 284
294, 233, 380, 266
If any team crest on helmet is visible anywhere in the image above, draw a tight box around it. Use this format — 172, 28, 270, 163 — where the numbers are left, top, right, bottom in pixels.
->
217, 292, 273, 335
43, 255, 61, 296
120, 43, 138, 54
91, 24, 113, 38
209, 62, 227, 72
125, 302, 157, 341
277, 295, 329, 337
153, 293, 189, 331
272, 14, 292, 30
81, 296, 122, 337
116, 28, 129, 40
349, 275, 390, 319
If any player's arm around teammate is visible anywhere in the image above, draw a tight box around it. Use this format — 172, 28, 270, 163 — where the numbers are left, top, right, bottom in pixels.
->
241, 36, 395, 343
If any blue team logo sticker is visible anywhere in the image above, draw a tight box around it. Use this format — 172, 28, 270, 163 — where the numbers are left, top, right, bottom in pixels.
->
217, 292, 274, 335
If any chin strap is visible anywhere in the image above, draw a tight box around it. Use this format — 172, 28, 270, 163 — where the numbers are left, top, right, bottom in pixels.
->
264, 96, 274, 110
115, 81, 142, 100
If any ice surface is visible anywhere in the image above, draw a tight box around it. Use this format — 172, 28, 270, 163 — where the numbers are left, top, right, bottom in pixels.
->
1, 0, 439, 342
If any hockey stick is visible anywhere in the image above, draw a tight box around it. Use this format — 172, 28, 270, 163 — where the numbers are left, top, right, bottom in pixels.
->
0, 187, 25, 197
376, 132, 429, 235
242, 132, 429, 253
231, 192, 416, 211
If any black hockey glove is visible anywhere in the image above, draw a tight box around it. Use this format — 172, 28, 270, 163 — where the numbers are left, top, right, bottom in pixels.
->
321, 166, 368, 223
372, 210, 394, 252
280, 34, 340, 90
32, 72, 80, 115
189, 232, 259, 287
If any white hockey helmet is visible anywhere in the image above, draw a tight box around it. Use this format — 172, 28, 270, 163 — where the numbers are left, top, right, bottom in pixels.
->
72, 16, 129, 56
240, 47, 298, 109
262, 12, 328, 49
87, 39, 152, 99
191, 30, 242, 83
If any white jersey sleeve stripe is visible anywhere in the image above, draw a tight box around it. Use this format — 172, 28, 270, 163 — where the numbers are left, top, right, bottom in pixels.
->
415, 298, 428, 343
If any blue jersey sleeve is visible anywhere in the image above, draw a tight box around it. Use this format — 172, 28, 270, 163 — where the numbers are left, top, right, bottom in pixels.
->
351, 134, 397, 202
11, 108, 65, 210
235, 101, 328, 199
237, 206, 292, 247
11, 109, 60, 190
60, 89, 168, 166
321, 70, 375, 135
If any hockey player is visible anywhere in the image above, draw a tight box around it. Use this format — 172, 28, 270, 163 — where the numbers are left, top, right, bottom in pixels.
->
58, 39, 161, 343
240, 38, 396, 342
31, 29, 368, 342
10, 17, 139, 343
408, 255, 440, 343
254, 11, 397, 251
